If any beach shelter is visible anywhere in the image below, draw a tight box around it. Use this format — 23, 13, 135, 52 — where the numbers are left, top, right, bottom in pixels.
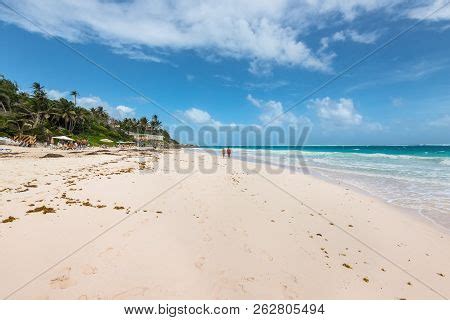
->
52, 136, 74, 145
52, 136, 74, 142
100, 138, 114, 143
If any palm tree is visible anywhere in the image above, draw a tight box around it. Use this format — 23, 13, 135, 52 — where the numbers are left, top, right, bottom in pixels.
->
138, 116, 148, 133
149, 114, 162, 134
7, 117, 33, 135
119, 118, 132, 132
0, 75, 19, 112
32, 82, 46, 101
0, 90, 10, 112
28, 82, 49, 128
55, 98, 76, 131
70, 90, 78, 107
131, 118, 139, 132
73, 107, 87, 132
90, 106, 109, 124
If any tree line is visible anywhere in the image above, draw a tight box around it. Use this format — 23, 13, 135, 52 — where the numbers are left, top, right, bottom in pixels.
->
0, 75, 176, 145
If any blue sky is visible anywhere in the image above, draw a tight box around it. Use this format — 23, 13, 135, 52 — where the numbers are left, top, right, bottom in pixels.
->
1, 0, 450, 145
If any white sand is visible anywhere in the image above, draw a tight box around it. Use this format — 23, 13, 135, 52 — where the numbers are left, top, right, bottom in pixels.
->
0, 147, 449, 299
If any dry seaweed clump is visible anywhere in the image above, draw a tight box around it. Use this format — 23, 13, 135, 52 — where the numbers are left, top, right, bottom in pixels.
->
26, 206, 56, 214
24, 183, 38, 188
41, 153, 64, 158
114, 206, 125, 210
82, 201, 95, 207
342, 263, 352, 269
2, 216, 18, 223
117, 168, 134, 174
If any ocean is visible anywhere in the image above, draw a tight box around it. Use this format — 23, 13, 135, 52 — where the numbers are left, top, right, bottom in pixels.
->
201, 145, 450, 230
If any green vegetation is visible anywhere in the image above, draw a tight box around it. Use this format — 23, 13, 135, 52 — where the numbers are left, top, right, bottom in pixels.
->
0, 74, 178, 146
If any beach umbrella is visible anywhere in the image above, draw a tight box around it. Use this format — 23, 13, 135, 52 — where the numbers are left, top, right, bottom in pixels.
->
100, 138, 114, 143
52, 136, 74, 141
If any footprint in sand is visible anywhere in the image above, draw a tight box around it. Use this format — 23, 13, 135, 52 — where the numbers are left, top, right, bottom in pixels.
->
195, 257, 206, 270
281, 283, 299, 299
81, 265, 97, 276
50, 267, 76, 289
244, 244, 253, 254
98, 247, 120, 259
243, 276, 255, 282
194, 214, 208, 224
261, 250, 274, 262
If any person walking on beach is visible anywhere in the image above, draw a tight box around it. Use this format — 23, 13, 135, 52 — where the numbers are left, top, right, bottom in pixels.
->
221, 148, 226, 158
226, 147, 231, 158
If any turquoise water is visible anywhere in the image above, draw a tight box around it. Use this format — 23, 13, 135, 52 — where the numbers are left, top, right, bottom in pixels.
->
202, 146, 450, 229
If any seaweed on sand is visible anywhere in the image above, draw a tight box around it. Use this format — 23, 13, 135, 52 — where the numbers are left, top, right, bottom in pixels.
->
2, 216, 18, 223
41, 153, 64, 158
26, 206, 56, 214
82, 201, 95, 207
24, 183, 38, 188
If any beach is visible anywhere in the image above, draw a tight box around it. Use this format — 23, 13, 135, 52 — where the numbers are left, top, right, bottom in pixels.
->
1, 147, 449, 299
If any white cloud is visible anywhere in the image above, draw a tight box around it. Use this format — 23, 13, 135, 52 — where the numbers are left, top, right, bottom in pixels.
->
247, 94, 310, 127
331, 31, 346, 42
184, 107, 221, 126
246, 94, 262, 108
324, 29, 380, 48
0, 0, 403, 73
47, 89, 68, 100
319, 28, 380, 57
214, 74, 233, 82
248, 60, 274, 76
309, 97, 363, 127
77, 96, 109, 109
345, 29, 380, 44
115, 105, 135, 118
407, 0, 450, 21
111, 45, 168, 64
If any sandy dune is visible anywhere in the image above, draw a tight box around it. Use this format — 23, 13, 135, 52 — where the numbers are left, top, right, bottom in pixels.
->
0, 147, 449, 299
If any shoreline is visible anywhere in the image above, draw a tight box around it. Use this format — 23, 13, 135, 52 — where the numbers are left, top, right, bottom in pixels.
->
194, 147, 450, 234
304, 164, 450, 236
1, 147, 450, 299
